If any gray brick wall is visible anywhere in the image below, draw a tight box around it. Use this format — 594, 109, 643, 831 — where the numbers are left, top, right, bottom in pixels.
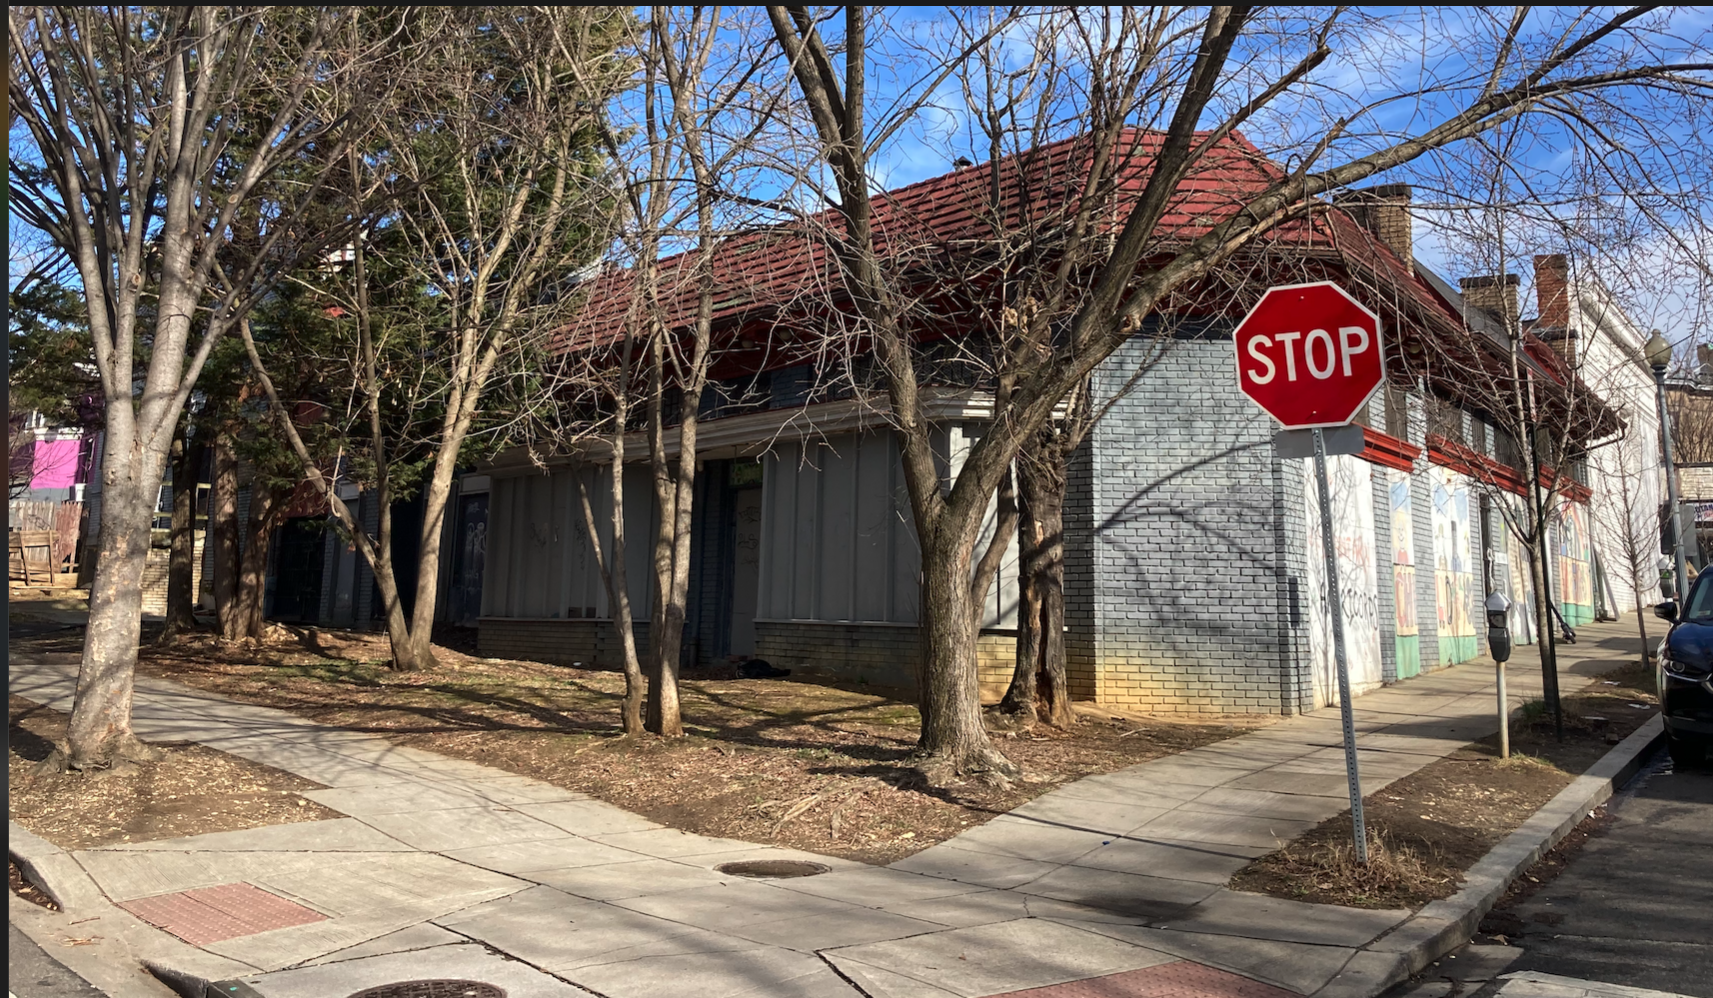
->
755, 620, 1015, 699
1084, 331, 1312, 715
1409, 388, 1441, 669
478, 617, 651, 670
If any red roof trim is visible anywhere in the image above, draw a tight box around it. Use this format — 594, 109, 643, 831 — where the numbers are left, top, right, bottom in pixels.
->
1426, 433, 1591, 503
1357, 427, 1420, 473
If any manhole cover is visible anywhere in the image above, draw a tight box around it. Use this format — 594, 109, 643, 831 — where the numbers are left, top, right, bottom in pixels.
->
715, 859, 830, 879
346, 982, 505, 998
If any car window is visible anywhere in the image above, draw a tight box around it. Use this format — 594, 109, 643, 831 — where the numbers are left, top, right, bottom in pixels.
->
1687, 574, 1713, 623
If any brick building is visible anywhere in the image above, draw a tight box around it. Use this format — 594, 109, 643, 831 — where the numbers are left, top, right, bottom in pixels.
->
476, 131, 1626, 715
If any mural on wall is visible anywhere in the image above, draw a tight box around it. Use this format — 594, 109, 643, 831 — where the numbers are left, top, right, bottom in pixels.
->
1498, 498, 1538, 645
1388, 470, 1421, 679
1432, 467, 1478, 664
1303, 454, 1383, 706
1556, 500, 1595, 625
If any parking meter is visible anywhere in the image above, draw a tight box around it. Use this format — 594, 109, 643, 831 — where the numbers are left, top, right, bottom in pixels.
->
1486, 591, 1512, 663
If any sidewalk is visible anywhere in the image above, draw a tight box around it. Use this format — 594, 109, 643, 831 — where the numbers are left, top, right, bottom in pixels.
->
8, 617, 1648, 998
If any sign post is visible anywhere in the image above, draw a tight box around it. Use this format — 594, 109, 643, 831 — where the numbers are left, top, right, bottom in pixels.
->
1234, 281, 1385, 864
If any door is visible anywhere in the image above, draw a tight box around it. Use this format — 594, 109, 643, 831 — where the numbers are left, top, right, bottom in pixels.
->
272, 517, 326, 622
729, 487, 762, 656
450, 491, 488, 626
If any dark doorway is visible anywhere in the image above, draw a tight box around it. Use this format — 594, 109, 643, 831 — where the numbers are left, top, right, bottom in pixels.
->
272, 517, 327, 622
449, 491, 488, 626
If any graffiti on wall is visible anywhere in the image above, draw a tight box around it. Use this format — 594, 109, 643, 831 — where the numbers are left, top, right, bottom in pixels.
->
1432, 467, 1477, 663
1304, 454, 1383, 706
1388, 470, 1421, 679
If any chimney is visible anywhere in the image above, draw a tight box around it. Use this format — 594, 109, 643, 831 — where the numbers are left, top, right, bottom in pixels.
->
1459, 274, 1521, 331
1533, 254, 1572, 330
1336, 184, 1413, 273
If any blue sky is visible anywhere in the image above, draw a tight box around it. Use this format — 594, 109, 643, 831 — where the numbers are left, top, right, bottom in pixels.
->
12, 7, 1711, 360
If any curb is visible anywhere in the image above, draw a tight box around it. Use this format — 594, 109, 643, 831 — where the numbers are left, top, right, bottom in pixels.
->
8, 819, 107, 914
1312, 714, 1666, 998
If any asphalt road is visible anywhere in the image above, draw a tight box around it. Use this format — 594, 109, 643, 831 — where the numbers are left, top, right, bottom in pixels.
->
1501, 748, 1713, 997
7, 922, 105, 998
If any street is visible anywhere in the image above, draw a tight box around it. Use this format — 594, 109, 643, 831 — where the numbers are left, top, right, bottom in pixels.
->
7, 923, 105, 998
1493, 750, 1713, 997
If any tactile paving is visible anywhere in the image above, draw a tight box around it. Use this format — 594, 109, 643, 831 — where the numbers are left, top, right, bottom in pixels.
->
994, 960, 1301, 998
118, 882, 327, 944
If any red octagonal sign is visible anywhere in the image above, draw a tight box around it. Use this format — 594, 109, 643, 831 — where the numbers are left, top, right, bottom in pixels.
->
1234, 281, 1384, 429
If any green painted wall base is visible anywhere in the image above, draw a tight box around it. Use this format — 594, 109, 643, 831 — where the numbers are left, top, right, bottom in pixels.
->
1395, 635, 1421, 679
1438, 634, 1478, 666
1561, 603, 1595, 626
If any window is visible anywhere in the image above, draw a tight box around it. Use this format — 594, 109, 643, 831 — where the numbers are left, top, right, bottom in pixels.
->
1384, 383, 1410, 441
1427, 396, 1464, 444
1468, 415, 1488, 455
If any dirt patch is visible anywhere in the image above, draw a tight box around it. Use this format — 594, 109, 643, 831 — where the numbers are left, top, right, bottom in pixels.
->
1229, 663, 1659, 910
7, 624, 1264, 865
10, 859, 60, 910
8, 695, 343, 850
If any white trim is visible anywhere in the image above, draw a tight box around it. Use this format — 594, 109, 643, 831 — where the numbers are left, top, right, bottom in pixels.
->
481, 390, 996, 478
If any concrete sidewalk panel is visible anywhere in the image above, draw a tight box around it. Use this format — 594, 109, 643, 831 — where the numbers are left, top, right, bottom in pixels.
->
1227, 770, 1360, 798
726, 907, 950, 951
589, 826, 765, 859
886, 843, 1060, 889
237, 942, 598, 998
1156, 890, 1408, 948
774, 867, 987, 908
934, 816, 1112, 865
1175, 787, 1347, 824
878, 889, 1037, 928
516, 799, 665, 836
1015, 864, 1220, 918
91, 818, 412, 854
824, 956, 963, 998
445, 837, 643, 875
302, 781, 494, 816
566, 945, 862, 998
437, 887, 758, 972
298, 922, 465, 966
1069, 921, 1359, 995
529, 858, 734, 900
1005, 794, 1167, 834
357, 806, 572, 851
1061, 836, 1269, 883
612, 878, 860, 928
826, 918, 1176, 997
1129, 809, 1317, 850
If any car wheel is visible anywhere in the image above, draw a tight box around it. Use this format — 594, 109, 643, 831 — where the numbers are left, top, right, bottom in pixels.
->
1667, 734, 1706, 770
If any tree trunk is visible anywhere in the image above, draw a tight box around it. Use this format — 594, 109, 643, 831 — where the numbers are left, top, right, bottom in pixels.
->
1031, 482, 1075, 729
65, 427, 170, 769
998, 438, 1076, 729
915, 523, 1021, 782
161, 432, 204, 640
229, 485, 284, 641
646, 397, 698, 738
402, 455, 459, 673
211, 429, 241, 636
999, 510, 1042, 726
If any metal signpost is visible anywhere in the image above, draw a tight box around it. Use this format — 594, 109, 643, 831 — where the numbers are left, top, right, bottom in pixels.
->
1234, 281, 1385, 863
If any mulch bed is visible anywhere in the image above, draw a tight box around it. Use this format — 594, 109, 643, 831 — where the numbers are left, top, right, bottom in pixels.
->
11, 623, 1263, 865
7, 695, 343, 851
1229, 661, 1660, 910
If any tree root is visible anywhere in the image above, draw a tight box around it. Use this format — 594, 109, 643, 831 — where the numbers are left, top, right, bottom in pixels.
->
911, 743, 1023, 790
31, 735, 164, 776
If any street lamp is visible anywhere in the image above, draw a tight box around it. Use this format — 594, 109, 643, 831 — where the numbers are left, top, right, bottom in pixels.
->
1647, 329, 1691, 605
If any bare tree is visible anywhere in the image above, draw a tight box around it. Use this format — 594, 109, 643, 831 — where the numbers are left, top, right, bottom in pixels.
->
242, 7, 628, 671
10, 6, 392, 769
763, 5, 1711, 780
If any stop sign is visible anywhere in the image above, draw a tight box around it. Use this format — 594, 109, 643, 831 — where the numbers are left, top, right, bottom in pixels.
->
1233, 281, 1384, 428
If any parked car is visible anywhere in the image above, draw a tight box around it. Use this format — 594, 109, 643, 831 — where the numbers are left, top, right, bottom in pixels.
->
1656, 573, 1713, 767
